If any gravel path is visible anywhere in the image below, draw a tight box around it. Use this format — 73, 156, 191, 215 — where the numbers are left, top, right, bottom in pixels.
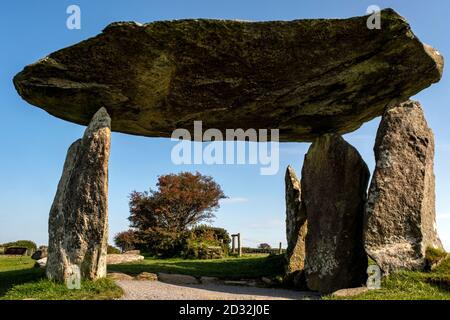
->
116, 280, 319, 300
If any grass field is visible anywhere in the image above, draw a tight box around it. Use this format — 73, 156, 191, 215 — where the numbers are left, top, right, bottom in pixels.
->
1, 253, 449, 300
108, 253, 286, 279
0, 256, 122, 300
0, 254, 284, 300
327, 256, 450, 300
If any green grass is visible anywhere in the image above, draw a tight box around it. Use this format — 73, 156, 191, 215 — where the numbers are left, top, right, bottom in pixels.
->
0, 255, 122, 300
327, 256, 450, 300
109, 253, 285, 279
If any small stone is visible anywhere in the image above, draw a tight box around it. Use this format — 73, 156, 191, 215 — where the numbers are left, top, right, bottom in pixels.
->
200, 276, 220, 285
135, 272, 158, 281
35, 257, 47, 269
123, 250, 140, 255
331, 287, 369, 298
31, 246, 48, 260
223, 280, 257, 287
106, 254, 145, 265
261, 277, 275, 286
364, 100, 444, 274
157, 273, 199, 285
302, 134, 369, 294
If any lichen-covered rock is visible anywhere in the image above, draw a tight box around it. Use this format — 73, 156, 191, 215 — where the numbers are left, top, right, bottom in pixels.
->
35, 257, 47, 269
46, 108, 111, 282
302, 134, 369, 293
31, 246, 48, 260
13, 9, 442, 142
284, 166, 307, 278
364, 100, 443, 274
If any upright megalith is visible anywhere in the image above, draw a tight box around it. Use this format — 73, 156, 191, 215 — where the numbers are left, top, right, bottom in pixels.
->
47, 107, 111, 282
364, 100, 443, 274
284, 166, 307, 282
302, 134, 369, 293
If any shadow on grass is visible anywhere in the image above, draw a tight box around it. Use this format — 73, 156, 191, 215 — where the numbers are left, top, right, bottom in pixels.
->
0, 267, 45, 297
108, 255, 285, 279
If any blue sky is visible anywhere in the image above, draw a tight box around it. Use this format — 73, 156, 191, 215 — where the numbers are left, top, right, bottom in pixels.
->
0, 0, 449, 250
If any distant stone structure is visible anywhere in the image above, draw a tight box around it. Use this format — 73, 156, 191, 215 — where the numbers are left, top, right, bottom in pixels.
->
4, 247, 28, 256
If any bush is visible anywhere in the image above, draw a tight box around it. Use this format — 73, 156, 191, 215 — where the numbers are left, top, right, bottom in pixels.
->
191, 225, 230, 245
182, 241, 224, 259
1, 240, 37, 253
134, 228, 190, 258
183, 225, 230, 259
107, 245, 121, 254
121, 225, 231, 259
425, 247, 448, 270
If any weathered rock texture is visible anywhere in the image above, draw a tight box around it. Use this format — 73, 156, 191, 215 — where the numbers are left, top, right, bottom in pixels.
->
13, 9, 442, 142
284, 166, 307, 277
364, 100, 443, 274
47, 107, 111, 282
302, 134, 369, 293
31, 246, 48, 260
107, 254, 145, 265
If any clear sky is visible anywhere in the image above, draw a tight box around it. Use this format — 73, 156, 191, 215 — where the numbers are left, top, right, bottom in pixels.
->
1, 0, 449, 250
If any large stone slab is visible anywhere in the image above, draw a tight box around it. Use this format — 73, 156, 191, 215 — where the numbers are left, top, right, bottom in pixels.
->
47, 108, 111, 282
13, 9, 442, 142
364, 100, 443, 274
284, 166, 307, 278
302, 134, 369, 293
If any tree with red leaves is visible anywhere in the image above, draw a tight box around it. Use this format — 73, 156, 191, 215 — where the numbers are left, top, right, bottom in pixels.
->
128, 172, 226, 232
114, 229, 139, 252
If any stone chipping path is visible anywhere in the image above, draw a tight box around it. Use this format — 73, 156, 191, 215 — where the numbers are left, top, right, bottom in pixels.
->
116, 280, 320, 300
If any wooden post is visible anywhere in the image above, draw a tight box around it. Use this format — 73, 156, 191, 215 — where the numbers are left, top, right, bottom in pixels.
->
278, 242, 282, 254
237, 233, 242, 257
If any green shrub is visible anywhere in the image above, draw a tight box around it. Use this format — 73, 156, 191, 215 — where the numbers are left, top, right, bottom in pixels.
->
182, 240, 224, 259
191, 225, 231, 245
425, 247, 448, 270
2, 240, 37, 253
134, 228, 190, 258
128, 226, 231, 259
0, 247, 4, 254
107, 245, 121, 254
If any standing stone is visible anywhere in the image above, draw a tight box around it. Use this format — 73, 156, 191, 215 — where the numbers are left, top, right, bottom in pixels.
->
302, 134, 369, 293
47, 107, 111, 282
284, 166, 307, 282
364, 100, 443, 274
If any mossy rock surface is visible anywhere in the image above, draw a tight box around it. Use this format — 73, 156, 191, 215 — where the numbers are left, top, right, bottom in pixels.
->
14, 9, 442, 141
